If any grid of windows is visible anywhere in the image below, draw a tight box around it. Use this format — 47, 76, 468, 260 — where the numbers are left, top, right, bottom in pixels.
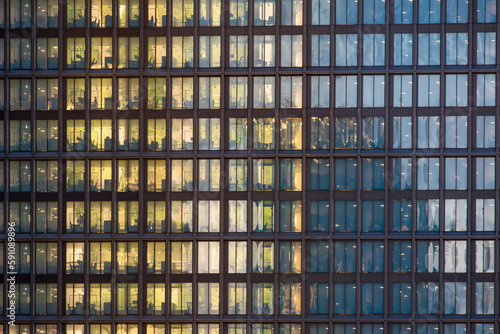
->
1, 0, 500, 333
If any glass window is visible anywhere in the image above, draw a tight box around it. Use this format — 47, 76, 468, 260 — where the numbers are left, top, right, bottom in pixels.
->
171, 77, 194, 109
172, 0, 194, 26
36, 201, 58, 233
363, 0, 385, 23
91, 0, 113, 27
363, 75, 384, 107
116, 37, 140, 69
117, 202, 139, 233
475, 240, 494, 273
336, 34, 357, 66
253, 159, 274, 190
417, 158, 440, 190
446, 0, 468, 23
199, 77, 221, 109
90, 78, 112, 110
280, 118, 302, 149
67, 0, 85, 27
199, 36, 221, 68
254, 35, 275, 67
279, 282, 301, 314
198, 159, 220, 191
90, 119, 112, 151
117, 160, 139, 192
310, 117, 329, 149
170, 283, 192, 314
147, 36, 167, 68
198, 241, 219, 273
335, 117, 357, 148
445, 116, 467, 148
172, 36, 194, 68
417, 282, 439, 314
229, 76, 248, 109
37, 0, 58, 27
393, 75, 412, 107
476, 157, 495, 190
198, 282, 219, 315
9, 120, 31, 152
475, 282, 495, 315
146, 201, 166, 233
311, 76, 330, 108
476, 74, 496, 106
147, 160, 166, 192
199, 118, 220, 150
418, 0, 440, 23
446, 74, 468, 107
362, 158, 384, 190
363, 34, 385, 66
362, 117, 384, 148
394, 0, 413, 23
476, 116, 495, 148
445, 157, 467, 190
309, 241, 329, 271
417, 199, 440, 231
445, 199, 467, 231
170, 200, 193, 232
253, 241, 274, 272
311, 35, 330, 66
312, 0, 330, 24
230, 0, 248, 25
417, 116, 440, 148
392, 283, 411, 314
91, 37, 112, 69
393, 116, 412, 148
253, 76, 275, 108
37, 38, 58, 69
310, 282, 328, 314
418, 74, 440, 106
36, 161, 58, 192
228, 283, 247, 314
147, 119, 166, 151
230, 118, 248, 150
446, 33, 468, 65
229, 200, 248, 232
362, 200, 384, 231
476, 199, 495, 231
444, 282, 467, 314
200, 0, 221, 25
281, 35, 303, 67
171, 241, 193, 273
254, 0, 275, 25
477, 0, 496, 22
418, 33, 440, 65
394, 34, 412, 65
228, 241, 247, 273
10, 78, 32, 111
444, 240, 467, 273
393, 158, 412, 190
281, 76, 302, 108
118, 0, 139, 27
171, 119, 193, 150
477, 32, 496, 65
361, 283, 384, 314
281, 0, 302, 25
229, 159, 247, 191
280, 201, 301, 232
280, 158, 302, 191
310, 201, 329, 232
252, 283, 274, 314
148, 0, 167, 27
311, 158, 330, 190
253, 118, 274, 150
10, 161, 31, 192
66, 160, 85, 192
334, 241, 356, 272
65, 283, 84, 314
280, 241, 301, 273
229, 35, 248, 67
393, 200, 411, 231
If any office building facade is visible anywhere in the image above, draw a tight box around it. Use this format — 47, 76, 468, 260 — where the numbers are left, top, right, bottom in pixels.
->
0, 0, 499, 333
